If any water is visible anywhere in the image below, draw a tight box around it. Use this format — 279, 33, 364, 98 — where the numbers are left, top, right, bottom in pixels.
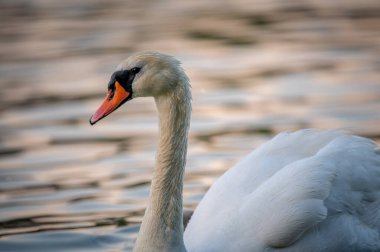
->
1, 0, 380, 251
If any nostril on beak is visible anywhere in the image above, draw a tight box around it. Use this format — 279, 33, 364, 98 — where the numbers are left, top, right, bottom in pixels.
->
108, 89, 115, 100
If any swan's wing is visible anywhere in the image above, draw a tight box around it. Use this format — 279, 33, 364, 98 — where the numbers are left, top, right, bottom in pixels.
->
239, 154, 337, 248
185, 130, 380, 251
185, 129, 341, 251
240, 133, 380, 249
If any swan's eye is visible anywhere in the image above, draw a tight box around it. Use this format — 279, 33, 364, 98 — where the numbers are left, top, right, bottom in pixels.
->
130, 67, 141, 75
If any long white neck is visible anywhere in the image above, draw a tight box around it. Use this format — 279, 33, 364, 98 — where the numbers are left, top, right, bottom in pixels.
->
133, 80, 191, 252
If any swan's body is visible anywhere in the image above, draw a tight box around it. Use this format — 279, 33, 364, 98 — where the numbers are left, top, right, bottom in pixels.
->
90, 52, 380, 252
185, 129, 380, 251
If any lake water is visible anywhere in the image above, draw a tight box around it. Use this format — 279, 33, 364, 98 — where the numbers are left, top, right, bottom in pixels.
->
0, 0, 380, 251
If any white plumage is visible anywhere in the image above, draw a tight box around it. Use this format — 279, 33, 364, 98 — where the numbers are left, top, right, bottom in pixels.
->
185, 129, 380, 251
91, 52, 380, 252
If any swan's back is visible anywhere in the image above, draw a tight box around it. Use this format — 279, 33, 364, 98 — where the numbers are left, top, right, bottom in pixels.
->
184, 129, 380, 252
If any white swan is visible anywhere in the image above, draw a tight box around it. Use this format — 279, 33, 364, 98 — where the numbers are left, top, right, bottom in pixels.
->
90, 52, 380, 252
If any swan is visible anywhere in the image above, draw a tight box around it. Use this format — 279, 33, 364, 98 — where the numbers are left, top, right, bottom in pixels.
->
89, 52, 380, 252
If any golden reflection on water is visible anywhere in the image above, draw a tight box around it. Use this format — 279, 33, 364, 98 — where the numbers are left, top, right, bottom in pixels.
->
0, 0, 380, 251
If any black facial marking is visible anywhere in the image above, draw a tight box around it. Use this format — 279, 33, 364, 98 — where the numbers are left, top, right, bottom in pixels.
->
114, 70, 131, 86
107, 72, 117, 90
130, 67, 141, 75
107, 67, 141, 95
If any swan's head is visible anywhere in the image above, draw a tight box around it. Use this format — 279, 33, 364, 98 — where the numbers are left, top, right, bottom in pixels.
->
89, 52, 188, 125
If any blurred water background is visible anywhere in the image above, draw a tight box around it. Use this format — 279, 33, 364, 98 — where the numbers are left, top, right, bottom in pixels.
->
0, 0, 380, 251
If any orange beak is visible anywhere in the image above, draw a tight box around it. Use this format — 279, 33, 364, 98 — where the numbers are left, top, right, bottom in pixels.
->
89, 81, 131, 125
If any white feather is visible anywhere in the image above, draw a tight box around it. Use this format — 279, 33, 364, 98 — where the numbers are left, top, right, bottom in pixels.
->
184, 129, 380, 251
